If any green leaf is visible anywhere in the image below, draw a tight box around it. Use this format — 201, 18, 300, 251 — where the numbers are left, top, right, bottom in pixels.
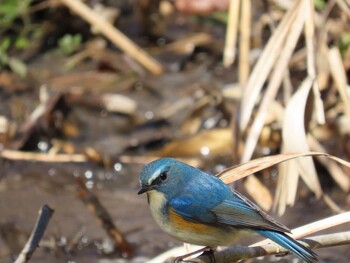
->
0, 0, 32, 23
0, 3, 21, 23
58, 34, 82, 55
0, 37, 11, 52
0, 51, 9, 66
15, 37, 30, 49
339, 32, 350, 55
210, 11, 228, 24
315, 0, 326, 9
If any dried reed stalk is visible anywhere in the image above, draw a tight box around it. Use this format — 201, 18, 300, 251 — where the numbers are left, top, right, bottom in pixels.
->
240, 0, 301, 131
304, 0, 325, 124
241, 0, 305, 163
223, 0, 241, 67
239, 0, 251, 85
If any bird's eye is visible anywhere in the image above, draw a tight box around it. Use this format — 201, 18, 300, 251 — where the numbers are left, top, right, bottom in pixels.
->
159, 171, 168, 181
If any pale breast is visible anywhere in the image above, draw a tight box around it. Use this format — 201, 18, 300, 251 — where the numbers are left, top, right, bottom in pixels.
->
147, 190, 174, 234
147, 190, 244, 247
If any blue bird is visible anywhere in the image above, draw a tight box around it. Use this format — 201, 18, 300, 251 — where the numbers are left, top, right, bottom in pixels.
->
138, 158, 318, 262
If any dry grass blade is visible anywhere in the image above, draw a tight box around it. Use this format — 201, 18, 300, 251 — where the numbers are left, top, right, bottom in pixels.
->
326, 154, 350, 168
241, 1, 306, 162
292, 211, 350, 238
276, 77, 322, 215
327, 46, 350, 122
304, 0, 325, 124
274, 152, 299, 215
59, 0, 163, 75
217, 151, 350, 184
322, 193, 345, 214
308, 134, 350, 191
239, 0, 251, 85
223, 0, 240, 67
240, 0, 301, 131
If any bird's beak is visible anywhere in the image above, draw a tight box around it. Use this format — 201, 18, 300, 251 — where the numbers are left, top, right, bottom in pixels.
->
138, 185, 152, 195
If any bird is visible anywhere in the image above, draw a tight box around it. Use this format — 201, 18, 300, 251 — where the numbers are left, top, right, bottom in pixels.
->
138, 158, 318, 263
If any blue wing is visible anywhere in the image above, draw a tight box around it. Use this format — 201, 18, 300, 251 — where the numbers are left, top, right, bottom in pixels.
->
170, 176, 289, 232
167, 167, 316, 262
169, 171, 231, 223
211, 190, 290, 232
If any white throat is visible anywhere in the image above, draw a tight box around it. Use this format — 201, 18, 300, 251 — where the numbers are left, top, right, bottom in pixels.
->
147, 190, 169, 230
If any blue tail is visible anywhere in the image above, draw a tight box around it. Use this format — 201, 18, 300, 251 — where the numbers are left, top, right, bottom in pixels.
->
256, 230, 317, 263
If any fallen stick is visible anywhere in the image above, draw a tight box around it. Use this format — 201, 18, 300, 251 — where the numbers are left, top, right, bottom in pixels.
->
14, 205, 54, 263
0, 149, 87, 162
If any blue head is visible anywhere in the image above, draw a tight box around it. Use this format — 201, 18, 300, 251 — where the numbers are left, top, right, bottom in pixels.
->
138, 158, 188, 198
138, 158, 231, 199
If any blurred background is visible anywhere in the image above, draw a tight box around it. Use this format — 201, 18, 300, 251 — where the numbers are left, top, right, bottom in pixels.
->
0, 0, 350, 262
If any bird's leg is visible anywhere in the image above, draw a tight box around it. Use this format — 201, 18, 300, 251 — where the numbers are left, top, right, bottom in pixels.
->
201, 247, 216, 262
174, 246, 215, 263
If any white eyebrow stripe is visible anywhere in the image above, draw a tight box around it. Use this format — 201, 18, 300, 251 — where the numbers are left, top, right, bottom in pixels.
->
147, 167, 162, 185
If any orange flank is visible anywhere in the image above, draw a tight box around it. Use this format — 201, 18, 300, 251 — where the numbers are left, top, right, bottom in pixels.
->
168, 208, 216, 234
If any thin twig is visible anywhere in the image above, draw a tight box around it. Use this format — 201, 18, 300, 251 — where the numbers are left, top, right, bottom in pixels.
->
0, 149, 202, 168
0, 149, 87, 162
14, 205, 54, 263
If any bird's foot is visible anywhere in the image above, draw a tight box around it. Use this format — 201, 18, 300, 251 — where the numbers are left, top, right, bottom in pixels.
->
271, 244, 290, 258
173, 246, 215, 263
